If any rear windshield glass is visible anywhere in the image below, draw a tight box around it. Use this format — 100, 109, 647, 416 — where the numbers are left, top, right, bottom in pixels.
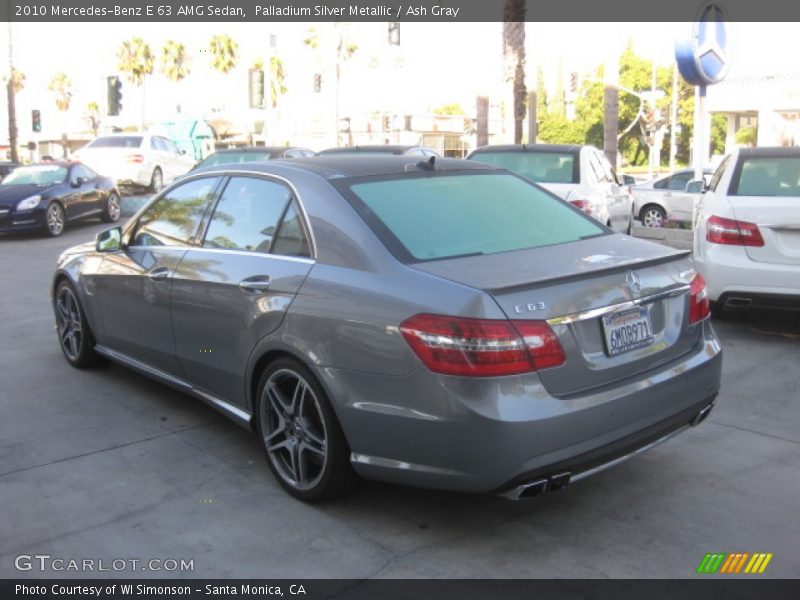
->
199, 152, 272, 167
469, 151, 578, 184
734, 156, 800, 197
88, 136, 143, 149
343, 172, 604, 262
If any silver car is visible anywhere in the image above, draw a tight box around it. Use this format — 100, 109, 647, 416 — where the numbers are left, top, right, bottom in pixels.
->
51, 157, 722, 501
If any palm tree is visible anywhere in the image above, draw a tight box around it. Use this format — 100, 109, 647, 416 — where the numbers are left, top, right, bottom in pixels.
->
49, 73, 73, 157
85, 101, 101, 137
208, 34, 238, 74
268, 56, 287, 109
6, 68, 24, 163
502, 0, 526, 143
160, 40, 190, 113
117, 37, 154, 127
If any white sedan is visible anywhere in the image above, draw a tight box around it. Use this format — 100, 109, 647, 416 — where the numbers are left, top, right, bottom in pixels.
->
74, 133, 196, 192
632, 168, 712, 227
694, 147, 800, 313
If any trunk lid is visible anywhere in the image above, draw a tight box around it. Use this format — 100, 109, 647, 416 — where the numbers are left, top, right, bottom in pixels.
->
538, 182, 576, 201
727, 196, 800, 266
412, 234, 700, 396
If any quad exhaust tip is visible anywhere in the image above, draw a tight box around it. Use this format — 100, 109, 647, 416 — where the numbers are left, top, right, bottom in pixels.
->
501, 471, 572, 501
724, 297, 753, 308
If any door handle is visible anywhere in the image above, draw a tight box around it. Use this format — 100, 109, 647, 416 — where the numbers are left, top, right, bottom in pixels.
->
239, 276, 271, 293
148, 267, 171, 281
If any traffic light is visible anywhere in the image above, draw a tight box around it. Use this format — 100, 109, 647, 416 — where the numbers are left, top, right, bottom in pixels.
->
249, 69, 265, 108
31, 110, 41, 133
570, 72, 578, 93
313, 73, 322, 93
382, 115, 391, 132
388, 22, 400, 45
107, 76, 123, 116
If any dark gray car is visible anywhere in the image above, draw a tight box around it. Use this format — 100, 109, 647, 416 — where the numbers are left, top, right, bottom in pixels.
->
51, 157, 722, 501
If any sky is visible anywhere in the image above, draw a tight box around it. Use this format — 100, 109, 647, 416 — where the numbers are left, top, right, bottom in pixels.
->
1, 21, 799, 140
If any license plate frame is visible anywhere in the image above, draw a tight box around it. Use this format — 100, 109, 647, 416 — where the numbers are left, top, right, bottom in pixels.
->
602, 305, 654, 357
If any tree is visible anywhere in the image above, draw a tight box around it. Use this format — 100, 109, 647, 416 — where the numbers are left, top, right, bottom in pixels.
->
160, 40, 190, 113
117, 37, 155, 86
433, 103, 465, 116
6, 68, 24, 163
268, 56, 287, 108
49, 73, 73, 157
85, 101, 101, 137
502, 0, 526, 143
208, 34, 238, 74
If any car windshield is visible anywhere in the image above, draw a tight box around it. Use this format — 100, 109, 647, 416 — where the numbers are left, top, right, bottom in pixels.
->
470, 151, 578, 184
198, 152, 272, 167
342, 172, 605, 262
2, 165, 68, 186
87, 136, 143, 149
733, 156, 800, 197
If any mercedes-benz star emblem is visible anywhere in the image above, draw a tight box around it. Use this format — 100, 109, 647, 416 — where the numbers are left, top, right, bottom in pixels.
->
626, 271, 642, 295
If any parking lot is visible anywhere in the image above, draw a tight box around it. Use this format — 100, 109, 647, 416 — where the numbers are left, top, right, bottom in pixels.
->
1, 219, 798, 579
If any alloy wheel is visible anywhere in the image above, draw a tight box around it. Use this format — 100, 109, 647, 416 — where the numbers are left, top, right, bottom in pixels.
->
47, 204, 65, 235
642, 207, 665, 228
55, 286, 83, 361
107, 194, 121, 221
260, 369, 328, 491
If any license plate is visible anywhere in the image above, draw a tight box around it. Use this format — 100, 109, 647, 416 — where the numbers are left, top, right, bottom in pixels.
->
602, 306, 654, 356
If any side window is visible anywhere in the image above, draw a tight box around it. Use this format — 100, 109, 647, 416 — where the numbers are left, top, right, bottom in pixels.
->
163, 139, 179, 154
272, 203, 311, 257
283, 149, 303, 159
81, 165, 99, 179
130, 177, 220, 247
585, 153, 603, 184
150, 137, 160, 151
596, 152, 615, 183
202, 177, 292, 254
669, 172, 692, 191
653, 176, 670, 190
708, 156, 730, 192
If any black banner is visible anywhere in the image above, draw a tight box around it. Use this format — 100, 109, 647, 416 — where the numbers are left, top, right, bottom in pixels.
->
3, 579, 800, 600
3, 0, 800, 22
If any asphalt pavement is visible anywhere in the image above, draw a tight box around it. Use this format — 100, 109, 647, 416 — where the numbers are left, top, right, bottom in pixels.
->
0, 220, 798, 578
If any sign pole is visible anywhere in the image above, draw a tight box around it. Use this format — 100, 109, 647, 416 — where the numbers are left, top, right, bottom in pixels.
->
694, 85, 706, 181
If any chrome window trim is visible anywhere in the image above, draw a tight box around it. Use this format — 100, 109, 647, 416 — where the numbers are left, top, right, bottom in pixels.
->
159, 168, 318, 260
546, 285, 690, 325
186, 246, 315, 265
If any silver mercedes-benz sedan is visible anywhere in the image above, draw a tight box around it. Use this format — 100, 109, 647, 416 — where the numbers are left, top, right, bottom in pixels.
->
51, 156, 722, 501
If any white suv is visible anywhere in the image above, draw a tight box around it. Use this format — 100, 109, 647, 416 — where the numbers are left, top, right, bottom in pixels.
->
74, 133, 196, 192
694, 147, 800, 313
468, 144, 634, 233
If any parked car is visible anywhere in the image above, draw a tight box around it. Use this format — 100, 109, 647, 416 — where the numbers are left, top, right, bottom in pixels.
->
467, 144, 634, 234
0, 161, 20, 179
0, 162, 120, 236
318, 145, 440, 157
193, 146, 316, 170
694, 147, 800, 313
74, 133, 196, 192
52, 156, 721, 501
632, 168, 713, 227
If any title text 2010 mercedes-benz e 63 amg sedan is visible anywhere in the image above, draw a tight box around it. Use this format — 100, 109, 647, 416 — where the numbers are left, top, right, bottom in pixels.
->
51, 157, 722, 501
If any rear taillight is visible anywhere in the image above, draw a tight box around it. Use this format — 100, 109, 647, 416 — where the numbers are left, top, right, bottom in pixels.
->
706, 215, 764, 247
689, 274, 710, 324
399, 314, 565, 377
569, 200, 593, 215
126, 154, 145, 163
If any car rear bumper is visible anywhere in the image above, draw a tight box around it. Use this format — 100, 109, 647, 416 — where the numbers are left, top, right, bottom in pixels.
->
323, 321, 722, 494
695, 243, 800, 302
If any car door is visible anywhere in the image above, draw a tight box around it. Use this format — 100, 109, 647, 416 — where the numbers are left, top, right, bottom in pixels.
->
91, 176, 222, 374
163, 137, 195, 179
170, 175, 314, 407
662, 170, 694, 222
73, 165, 103, 216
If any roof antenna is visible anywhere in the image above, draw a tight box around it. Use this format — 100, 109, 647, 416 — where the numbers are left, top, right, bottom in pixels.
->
416, 156, 436, 171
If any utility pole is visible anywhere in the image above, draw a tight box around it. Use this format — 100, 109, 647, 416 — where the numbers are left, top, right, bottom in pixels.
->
6, 17, 19, 163
476, 96, 489, 147
527, 90, 537, 143
604, 53, 619, 167
669, 66, 678, 172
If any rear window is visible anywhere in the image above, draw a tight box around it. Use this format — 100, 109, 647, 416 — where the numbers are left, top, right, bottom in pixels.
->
342, 172, 604, 262
199, 152, 272, 167
469, 151, 578, 184
733, 156, 800, 197
88, 136, 143, 149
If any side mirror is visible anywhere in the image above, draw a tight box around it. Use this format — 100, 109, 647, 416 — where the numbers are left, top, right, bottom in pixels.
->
179, 149, 187, 155
686, 179, 706, 194
71, 177, 85, 188
96, 226, 122, 252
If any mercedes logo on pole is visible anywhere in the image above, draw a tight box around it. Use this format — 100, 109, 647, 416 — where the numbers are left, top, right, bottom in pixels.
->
675, 3, 732, 86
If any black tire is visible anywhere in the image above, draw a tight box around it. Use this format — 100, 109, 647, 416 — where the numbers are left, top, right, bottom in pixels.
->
101, 191, 121, 223
255, 357, 354, 501
640, 204, 667, 228
148, 167, 163, 193
43, 202, 65, 237
53, 280, 102, 368
625, 208, 635, 235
